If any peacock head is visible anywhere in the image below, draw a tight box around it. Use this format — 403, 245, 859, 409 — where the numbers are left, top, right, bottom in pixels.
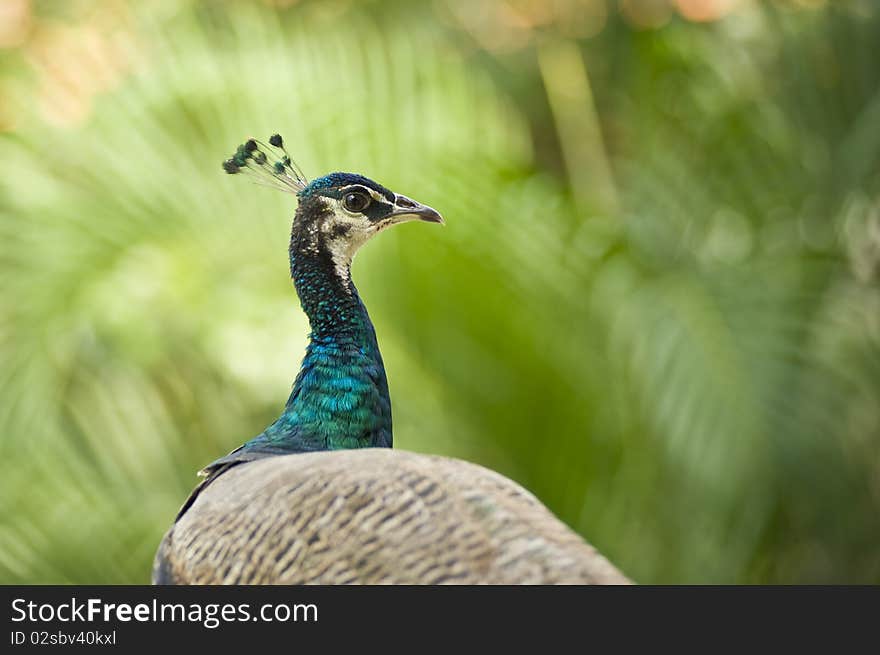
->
223, 134, 442, 274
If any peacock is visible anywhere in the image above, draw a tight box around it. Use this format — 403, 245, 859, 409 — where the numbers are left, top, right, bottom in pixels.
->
152, 135, 629, 584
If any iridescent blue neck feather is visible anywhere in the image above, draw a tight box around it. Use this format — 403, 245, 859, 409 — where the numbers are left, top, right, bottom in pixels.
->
237, 193, 392, 455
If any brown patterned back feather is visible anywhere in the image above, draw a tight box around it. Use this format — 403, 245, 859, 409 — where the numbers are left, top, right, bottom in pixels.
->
153, 449, 630, 584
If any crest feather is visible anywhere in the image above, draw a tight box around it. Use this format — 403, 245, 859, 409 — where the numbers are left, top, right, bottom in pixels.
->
222, 133, 308, 193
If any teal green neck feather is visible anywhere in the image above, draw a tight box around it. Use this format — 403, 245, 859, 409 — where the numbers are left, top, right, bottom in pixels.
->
238, 197, 392, 455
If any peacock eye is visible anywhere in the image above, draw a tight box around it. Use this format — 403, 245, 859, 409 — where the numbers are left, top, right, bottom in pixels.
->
342, 191, 371, 213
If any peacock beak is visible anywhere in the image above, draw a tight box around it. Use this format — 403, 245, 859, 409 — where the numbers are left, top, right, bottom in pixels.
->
390, 194, 444, 225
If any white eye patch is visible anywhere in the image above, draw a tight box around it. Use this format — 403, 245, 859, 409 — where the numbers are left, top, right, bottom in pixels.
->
321, 202, 379, 288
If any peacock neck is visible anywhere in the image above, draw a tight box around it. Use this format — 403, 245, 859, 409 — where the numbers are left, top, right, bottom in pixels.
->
291, 255, 369, 341
236, 206, 393, 456
241, 221, 390, 451
287, 196, 378, 342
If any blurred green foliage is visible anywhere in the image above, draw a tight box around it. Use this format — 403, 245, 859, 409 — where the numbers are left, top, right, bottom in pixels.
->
0, 0, 878, 584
